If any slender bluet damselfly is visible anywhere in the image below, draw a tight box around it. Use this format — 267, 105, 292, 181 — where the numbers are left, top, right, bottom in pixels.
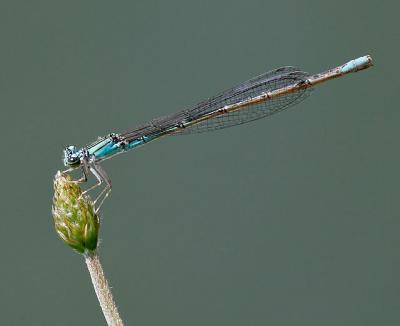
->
63, 55, 373, 211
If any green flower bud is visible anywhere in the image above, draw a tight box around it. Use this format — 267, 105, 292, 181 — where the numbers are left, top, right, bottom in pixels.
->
52, 171, 100, 253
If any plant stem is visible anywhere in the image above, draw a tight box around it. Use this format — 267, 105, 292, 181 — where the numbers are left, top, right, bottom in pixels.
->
84, 251, 124, 326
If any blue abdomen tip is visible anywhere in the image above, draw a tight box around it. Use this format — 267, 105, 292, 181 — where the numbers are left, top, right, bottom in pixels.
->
341, 55, 372, 74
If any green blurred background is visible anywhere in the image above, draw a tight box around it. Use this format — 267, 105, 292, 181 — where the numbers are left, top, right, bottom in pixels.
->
0, 0, 397, 325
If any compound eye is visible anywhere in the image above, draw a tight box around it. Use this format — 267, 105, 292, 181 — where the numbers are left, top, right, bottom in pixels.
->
67, 145, 76, 153
63, 145, 81, 167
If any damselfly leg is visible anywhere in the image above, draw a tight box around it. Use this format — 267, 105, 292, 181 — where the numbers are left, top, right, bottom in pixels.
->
62, 162, 112, 213
87, 163, 112, 213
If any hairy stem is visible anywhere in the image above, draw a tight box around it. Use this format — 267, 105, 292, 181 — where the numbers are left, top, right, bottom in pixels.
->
84, 251, 123, 326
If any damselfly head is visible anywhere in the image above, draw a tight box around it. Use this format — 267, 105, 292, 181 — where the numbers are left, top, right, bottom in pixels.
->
63, 145, 81, 167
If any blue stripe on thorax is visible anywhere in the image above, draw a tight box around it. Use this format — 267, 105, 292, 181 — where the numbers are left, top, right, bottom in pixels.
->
88, 138, 121, 159
88, 132, 166, 159
126, 135, 153, 149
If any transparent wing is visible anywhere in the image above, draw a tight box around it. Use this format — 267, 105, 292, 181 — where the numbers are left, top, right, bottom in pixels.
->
119, 67, 312, 141
178, 67, 312, 134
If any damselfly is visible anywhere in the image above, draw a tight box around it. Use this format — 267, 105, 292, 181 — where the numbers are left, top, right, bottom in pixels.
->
63, 55, 373, 211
